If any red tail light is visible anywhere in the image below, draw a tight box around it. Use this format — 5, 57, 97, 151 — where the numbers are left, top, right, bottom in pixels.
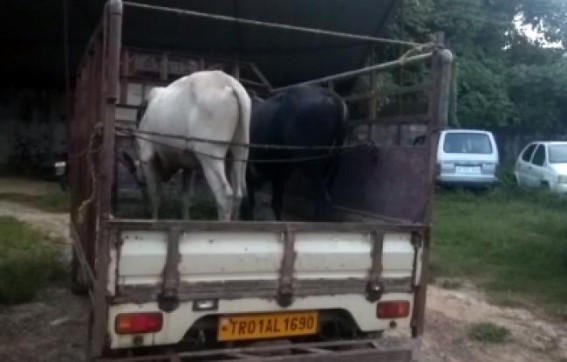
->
115, 313, 163, 335
377, 301, 410, 319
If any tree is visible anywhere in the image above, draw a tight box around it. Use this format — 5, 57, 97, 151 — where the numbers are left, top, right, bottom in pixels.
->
389, 0, 567, 131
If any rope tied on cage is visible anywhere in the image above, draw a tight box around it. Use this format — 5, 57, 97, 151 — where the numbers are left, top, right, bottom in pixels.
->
116, 125, 366, 152
128, 132, 369, 164
398, 42, 437, 67
116, 125, 380, 164
77, 124, 103, 225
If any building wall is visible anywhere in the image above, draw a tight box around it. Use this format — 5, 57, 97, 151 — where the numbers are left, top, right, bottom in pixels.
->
0, 89, 66, 176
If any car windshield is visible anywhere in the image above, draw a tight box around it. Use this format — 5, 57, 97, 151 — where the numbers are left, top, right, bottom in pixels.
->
443, 133, 492, 154
549, 144, 567, 164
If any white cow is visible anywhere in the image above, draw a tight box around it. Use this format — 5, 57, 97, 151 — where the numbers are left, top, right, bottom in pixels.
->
122, 70, 251, 221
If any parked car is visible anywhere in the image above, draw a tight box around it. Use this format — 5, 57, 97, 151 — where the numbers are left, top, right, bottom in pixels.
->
514, 141, 567, 193
436, 129, 499, 188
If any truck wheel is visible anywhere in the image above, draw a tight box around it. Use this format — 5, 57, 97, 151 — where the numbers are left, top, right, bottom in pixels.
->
71, 248, 89, 296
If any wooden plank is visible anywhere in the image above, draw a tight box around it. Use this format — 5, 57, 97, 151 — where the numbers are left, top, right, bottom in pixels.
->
239, 78, 269, 88
105, 219, 425, 233
380, 82, 431, 97
343, 92, 376, 103
348, 114, 430, 127
250, 62, 273, 90
413, 33, 453, 337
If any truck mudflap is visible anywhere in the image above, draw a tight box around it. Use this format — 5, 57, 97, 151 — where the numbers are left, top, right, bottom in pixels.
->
97, 338, 419, 362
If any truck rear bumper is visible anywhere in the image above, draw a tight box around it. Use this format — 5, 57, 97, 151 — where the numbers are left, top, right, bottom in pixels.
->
97, 338, 419, 362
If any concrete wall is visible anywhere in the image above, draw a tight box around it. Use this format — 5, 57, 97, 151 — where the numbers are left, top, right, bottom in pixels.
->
0, 89, 66, 175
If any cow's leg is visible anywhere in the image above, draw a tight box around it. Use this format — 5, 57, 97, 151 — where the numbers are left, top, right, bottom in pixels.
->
240, 170, 263, 220
271, 179, 284, 221
229, 128, 249, 220
199, 158, 234, 221
314, 181, 333, 221
140, 182, 151, 217
142, 161, 162, 219
181, 169, 195, 220
229, 159, 243, 220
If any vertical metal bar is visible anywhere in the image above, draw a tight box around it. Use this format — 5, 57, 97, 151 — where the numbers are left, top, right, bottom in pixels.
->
250, 62, 273, 90
425, 34, 452, 224
367, 71, 377, 140
232, 62, 241, 80
413, 33, 453, 337
366, 231, 384, 302
120, 49, 129, 103
278, 227, 296, 307
84, 44, 97, 270
160, 53, 169, 81
158, 227, 182, 312
100, 0, 122, 216
91, 0, 123, 358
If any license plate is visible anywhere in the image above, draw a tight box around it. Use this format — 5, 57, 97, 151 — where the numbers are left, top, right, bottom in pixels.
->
217, 311, 319, 342
456, 166, 481, 174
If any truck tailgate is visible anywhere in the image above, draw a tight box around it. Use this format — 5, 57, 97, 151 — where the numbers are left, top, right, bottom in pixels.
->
108, 223, 419, 300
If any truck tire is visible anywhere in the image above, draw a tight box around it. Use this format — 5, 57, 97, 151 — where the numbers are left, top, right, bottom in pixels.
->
71, 248, 89, 296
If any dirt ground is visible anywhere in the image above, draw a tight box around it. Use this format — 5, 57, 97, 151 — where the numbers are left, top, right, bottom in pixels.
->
0, 180, 566, 362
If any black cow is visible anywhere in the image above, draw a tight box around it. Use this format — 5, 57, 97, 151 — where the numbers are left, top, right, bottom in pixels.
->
241, 85, 348, 221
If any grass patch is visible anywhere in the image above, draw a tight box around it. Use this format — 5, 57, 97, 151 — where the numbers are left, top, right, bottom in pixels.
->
467, 322, 510, 343
0, 191, 69, 213
0, 216, 64, 304
432, 186, 567, 315
438, 278, 463, 290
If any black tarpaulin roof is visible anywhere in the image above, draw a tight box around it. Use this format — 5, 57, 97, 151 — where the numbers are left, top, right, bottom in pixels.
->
3, 0, 400, 88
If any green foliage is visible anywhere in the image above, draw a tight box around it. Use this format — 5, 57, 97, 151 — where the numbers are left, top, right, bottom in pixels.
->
467, 322, 510, 343
457, 58, 514, 128
391, 0, 567, 131
507, 62, 567, 130
432, 188, 567, 316
0, 216, 63, 304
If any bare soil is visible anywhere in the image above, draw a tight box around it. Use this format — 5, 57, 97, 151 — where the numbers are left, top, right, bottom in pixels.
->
0, 177, 59, 196
423, 284, 567, 362
0, 178, 566, 362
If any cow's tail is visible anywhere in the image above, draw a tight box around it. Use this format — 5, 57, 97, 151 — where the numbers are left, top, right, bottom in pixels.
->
227, 77, 252, 201
325, 91, 348, 188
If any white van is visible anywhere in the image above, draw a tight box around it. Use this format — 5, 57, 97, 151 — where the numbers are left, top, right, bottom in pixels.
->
437, 129, 499, 188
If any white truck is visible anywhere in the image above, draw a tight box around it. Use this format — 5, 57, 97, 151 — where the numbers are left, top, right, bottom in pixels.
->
68, 1, 452, 360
